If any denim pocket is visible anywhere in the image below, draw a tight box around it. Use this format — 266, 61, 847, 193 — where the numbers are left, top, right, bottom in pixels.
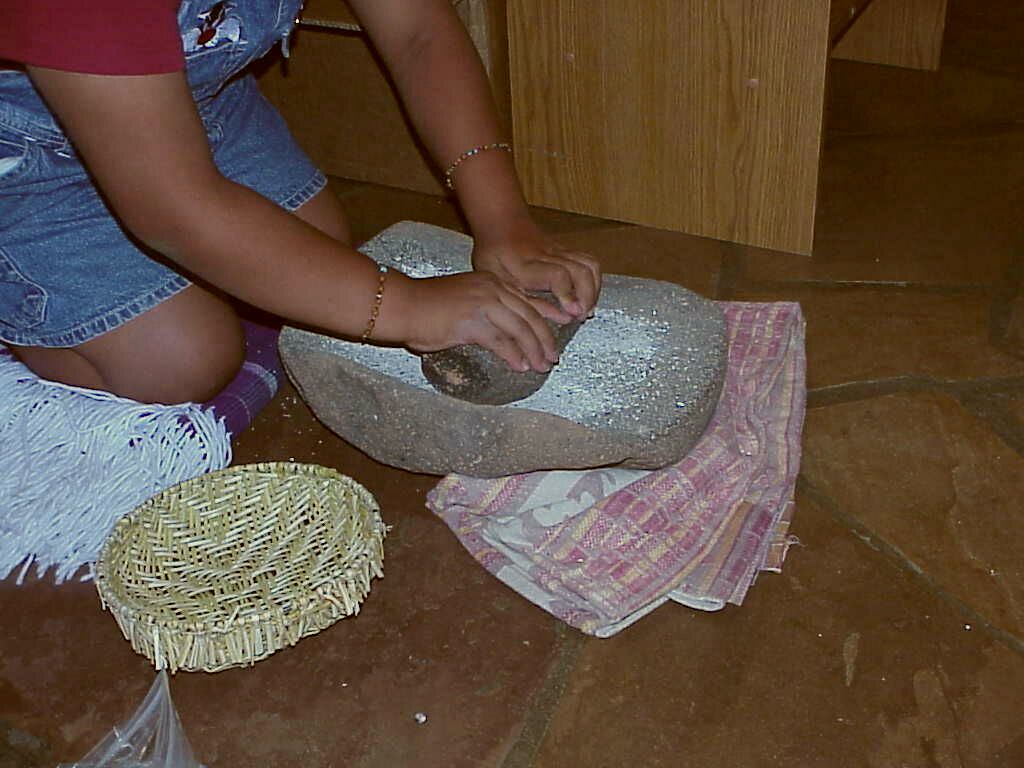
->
0, 247, 47, 331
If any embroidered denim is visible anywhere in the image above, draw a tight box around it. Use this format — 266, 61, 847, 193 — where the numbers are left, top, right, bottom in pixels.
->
0, 0, 323, 347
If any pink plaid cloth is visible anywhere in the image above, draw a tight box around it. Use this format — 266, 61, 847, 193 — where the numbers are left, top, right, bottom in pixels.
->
427, 302, 805, 637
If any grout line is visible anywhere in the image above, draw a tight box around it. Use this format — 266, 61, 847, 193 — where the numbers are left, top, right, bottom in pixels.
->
825, 121, 1024, 144
808, 375, 1024, 409
499, 622, 584, 768
956, 391, 1024, 458
743, 278, 993, 296
919, 377, 1024, 396
987, 246, 1023, 353
798, 477, 1024, 658
807, 376, 935, 408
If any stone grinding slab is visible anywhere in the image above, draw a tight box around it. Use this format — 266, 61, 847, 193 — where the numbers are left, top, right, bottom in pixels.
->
279, 222, 728, 477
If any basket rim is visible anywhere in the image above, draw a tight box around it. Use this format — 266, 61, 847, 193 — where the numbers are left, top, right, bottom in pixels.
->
94, 461, 384, 633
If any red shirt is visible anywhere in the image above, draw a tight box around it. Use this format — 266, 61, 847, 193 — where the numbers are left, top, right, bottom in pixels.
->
0, 0, 184, 75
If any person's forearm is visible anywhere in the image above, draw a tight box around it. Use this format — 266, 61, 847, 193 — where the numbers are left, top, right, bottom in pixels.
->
359, 1, 535, 243
26, 65, 415, 344
148, 177, 415, 344
25, 63, 563, 370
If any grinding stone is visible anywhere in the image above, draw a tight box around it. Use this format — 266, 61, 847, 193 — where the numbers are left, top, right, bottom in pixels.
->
420, 292, 583, 405
280, 222, 728, 478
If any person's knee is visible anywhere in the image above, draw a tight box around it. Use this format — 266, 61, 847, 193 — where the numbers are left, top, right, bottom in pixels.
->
79, 287, 245, 405
166, 321, 245, 404
11, 328, 243, 405
104, 319, 243, 404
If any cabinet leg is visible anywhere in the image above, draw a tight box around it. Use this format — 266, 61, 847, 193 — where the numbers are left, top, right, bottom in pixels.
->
832, 0, 949, 71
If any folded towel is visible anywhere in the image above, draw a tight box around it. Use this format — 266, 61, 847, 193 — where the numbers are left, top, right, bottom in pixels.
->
427, 302, 805, 637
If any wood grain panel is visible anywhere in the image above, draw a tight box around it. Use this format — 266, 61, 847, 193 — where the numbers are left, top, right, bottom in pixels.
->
509, 0, 832, 255
482, 0, 512, 127
829, 0, 876, 43
832, 0, 948, 70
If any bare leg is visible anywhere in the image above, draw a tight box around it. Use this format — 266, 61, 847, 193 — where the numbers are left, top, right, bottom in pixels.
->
11, 285, 245, 404
10, 185, 352, 403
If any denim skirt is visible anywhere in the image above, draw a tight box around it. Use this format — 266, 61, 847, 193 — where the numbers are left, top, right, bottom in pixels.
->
0, 0, 324, 347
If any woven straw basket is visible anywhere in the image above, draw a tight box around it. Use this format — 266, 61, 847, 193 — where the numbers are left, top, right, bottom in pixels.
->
94, 462, 386, 673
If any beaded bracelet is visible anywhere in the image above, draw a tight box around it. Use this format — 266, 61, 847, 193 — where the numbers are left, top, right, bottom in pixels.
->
443, 142, 512, 190
361, 264, 389, 341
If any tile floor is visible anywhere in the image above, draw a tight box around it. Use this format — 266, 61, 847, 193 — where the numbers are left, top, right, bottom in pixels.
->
2, 2, 1023, 766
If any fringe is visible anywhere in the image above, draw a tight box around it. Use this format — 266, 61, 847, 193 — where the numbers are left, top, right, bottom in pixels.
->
0, 353, 231, 584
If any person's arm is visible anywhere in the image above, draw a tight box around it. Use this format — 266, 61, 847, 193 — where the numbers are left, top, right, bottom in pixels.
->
27, 67, 558, 372
348, 0, 601, 320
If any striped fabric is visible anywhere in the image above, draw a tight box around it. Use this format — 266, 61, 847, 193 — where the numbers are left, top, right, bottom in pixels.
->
203, 320, 283, 437
426, 302, 806, 637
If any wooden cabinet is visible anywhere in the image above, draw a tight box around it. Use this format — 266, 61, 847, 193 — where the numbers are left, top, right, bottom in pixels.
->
257, 0, 947, 255
508, 0, 948, 255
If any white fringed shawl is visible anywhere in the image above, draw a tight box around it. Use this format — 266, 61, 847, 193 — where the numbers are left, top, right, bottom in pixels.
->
0, 352, 231, 584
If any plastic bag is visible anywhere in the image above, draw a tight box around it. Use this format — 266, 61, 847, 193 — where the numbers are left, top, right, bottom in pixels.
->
59, 672, 204, 767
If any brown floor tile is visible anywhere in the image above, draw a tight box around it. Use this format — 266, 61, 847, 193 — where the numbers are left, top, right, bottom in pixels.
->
547, 226, 722, 298
826, 60, 1024, 138
734, 126, 1022, 290
816, 130, 1023, 251
736, 285, 1024, 388
521, 207, 624, 238
802, 391, 1024, 640
529, 492, 1024, 768
1005, 392, 1024, 425
0, 385, 567, 768
736, 233, 1014, 289
943, 0, 1024, 77
0, 575, 156, 764
733, 230, 1011, 290
1003, 294, 1024, 357
957, 392, 1024, 468
0, 719, 51, 768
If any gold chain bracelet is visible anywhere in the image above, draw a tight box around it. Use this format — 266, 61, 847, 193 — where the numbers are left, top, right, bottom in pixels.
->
361, 264, 389, 341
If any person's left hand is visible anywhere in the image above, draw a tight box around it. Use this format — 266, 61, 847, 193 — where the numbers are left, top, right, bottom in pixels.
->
472, 218, 602, 324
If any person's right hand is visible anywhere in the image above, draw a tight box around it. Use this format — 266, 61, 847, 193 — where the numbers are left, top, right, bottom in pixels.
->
396, 271, 559, 373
